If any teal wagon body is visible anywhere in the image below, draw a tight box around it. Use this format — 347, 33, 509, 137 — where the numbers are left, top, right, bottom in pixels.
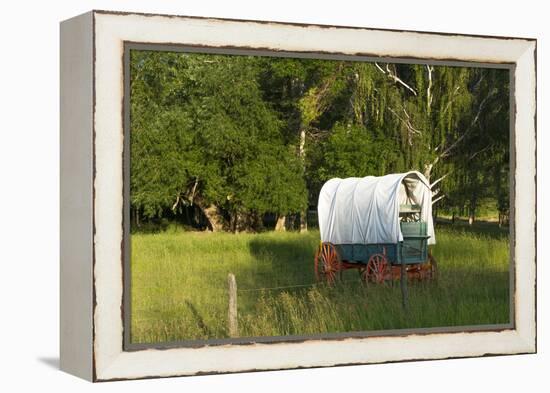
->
334, 221, 430, 265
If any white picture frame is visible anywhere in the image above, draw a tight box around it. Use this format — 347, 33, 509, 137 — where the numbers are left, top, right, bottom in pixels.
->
60, 10, 536, 381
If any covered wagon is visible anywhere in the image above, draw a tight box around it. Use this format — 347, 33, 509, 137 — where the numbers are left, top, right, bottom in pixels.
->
315, 171, 437, 284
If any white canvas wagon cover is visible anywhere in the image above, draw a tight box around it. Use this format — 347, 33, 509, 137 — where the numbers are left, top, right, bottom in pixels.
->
318, 171, 435, 245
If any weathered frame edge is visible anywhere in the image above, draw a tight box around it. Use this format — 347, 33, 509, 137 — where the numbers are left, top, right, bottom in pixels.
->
59, 10, 95, 382
89, 10, 537, 382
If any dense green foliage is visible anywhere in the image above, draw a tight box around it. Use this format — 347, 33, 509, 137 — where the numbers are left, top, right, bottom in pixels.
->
130, 50, 510, 230
130, 52, 307, 228
130, 225, 509, 343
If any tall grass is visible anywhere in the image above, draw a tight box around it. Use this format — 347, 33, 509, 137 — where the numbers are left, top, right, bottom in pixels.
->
130, 224, 510, 344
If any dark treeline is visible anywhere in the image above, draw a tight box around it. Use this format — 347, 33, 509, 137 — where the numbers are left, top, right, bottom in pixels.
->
130, 50, 510, 232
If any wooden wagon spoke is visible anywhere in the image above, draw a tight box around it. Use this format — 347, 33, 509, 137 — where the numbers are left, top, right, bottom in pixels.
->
359, 253, 389, 284
314, 242, 342, 285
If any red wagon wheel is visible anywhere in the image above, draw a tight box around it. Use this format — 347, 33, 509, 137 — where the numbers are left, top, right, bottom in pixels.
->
361, 253, 389, 284
314, 243, 341, 284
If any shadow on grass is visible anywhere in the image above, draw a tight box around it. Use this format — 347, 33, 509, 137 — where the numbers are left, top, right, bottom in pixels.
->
185, 300, 212, 337
243, 234, 318, 289
248, 234, 317, 261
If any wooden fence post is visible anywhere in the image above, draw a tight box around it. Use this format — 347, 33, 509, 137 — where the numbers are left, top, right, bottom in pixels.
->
227, 273, 238, 337
400, 263, 409, 311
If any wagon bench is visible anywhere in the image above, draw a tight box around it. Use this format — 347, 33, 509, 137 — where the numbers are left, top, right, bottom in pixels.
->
315, 171, 437, 284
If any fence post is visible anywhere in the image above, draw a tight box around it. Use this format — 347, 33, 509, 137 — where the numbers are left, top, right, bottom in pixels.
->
400, 263, 409, 311
227, 273, 238, 337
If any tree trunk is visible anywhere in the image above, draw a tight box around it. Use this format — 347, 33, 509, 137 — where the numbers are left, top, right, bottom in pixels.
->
231, 211, 251, 233
300, 209, 308, 233
468, 197, 477, 226
426, 65, 433, 114
287, 214, 296, 231
134, 208, 140, 228
498, 211, 508, 227
423, 163, 432, 182
298, 128, 308, 232
299, 129, 306, 162
184, 206, 191, 227
202, 204, 224, 232
275, 215, 286, 232
252, 212, 264, 232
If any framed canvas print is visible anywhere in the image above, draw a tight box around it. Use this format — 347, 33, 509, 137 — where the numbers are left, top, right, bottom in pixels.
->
60, 10, 536, 381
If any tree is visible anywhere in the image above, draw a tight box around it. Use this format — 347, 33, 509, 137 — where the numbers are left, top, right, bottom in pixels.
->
352, 63, 510, 218
259, 58, 348, 231
442, 68, 510, 224
130, 51, 307, 231
130, 50, 510, 231
309, 123, 398, 186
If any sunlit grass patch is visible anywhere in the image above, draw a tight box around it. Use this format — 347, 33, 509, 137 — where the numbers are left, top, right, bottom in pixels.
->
130, 224, 510, 344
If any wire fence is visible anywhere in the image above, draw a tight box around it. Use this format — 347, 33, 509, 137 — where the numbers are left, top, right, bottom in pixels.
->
237, 279, 364, 292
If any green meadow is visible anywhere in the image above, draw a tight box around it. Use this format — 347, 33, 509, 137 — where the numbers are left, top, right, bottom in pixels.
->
130, 222, 510, 344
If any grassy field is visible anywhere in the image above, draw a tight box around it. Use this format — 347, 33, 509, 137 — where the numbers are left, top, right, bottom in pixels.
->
130, 222, 510, 344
